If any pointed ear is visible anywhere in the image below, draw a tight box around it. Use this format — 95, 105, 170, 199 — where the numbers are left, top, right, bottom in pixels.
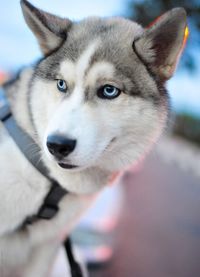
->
20, 0, 72, 55
133, 8, 188, 81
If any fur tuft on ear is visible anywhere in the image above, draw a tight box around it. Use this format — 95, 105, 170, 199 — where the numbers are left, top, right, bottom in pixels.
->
20, 0, 72, 55
133, 8, 188, 81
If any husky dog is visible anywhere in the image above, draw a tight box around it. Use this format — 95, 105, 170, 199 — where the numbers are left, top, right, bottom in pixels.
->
0, 0, 187, 276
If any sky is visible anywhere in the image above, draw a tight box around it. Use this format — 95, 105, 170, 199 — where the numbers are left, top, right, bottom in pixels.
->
0, 0, 125, 69
0, 0, 199, 116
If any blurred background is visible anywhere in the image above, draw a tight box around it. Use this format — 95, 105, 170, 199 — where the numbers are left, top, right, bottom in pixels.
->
1, 1, 200, 277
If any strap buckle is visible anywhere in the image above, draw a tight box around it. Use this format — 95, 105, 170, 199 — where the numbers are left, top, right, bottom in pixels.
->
38, 204, 58, 220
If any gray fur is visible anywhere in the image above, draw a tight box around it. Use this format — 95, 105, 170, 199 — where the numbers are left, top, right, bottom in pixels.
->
32, 8, 186, 105
21, 1, 187, 105
21, 0, 72, 55
34, 17, 165, 105
134, 8, 187, 80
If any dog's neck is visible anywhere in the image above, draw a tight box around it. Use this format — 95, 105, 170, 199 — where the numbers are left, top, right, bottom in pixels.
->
4, 67, 112, 194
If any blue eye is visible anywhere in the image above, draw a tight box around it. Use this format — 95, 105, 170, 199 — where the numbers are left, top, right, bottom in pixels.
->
57, 79, 67, 93
97, 85, 121, 99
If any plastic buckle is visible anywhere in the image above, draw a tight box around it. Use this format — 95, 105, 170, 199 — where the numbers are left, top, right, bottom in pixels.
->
38, 205, 58, 220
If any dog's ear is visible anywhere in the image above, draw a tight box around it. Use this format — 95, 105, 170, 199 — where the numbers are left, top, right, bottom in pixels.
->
133, 8, 188, 81
21, 0, 72, 55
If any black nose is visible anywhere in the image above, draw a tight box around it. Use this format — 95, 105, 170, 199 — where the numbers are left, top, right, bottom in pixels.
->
46, 135, 76, 159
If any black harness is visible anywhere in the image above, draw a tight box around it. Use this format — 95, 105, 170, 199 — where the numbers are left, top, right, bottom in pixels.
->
0, 87, 83, 277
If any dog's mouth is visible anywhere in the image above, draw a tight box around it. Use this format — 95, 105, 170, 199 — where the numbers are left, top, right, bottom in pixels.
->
58, 163, 78, 169
56, 138, 117, 170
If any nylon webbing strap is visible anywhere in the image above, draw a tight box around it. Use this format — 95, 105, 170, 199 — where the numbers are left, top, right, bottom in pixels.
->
24, 181, 67, 224
65, 238, 83, 277
0, 88, 83, 277
0, 89, 67, 222
0, 107, 49, 179
0, 89, 67, 220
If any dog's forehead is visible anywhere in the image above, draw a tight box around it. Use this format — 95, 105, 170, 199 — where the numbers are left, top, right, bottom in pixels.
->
71, 16, 142, 39
57, 17, 143, 83
59, 40, 102, 85
64, 17, 143, 61
36, 17, 145, 92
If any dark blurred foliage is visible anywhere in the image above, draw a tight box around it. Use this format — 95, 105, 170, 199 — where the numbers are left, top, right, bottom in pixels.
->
173, 113, 200, 145
125, 0, 200, 72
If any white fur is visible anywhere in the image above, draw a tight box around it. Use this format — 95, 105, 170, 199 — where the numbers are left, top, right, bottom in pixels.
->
0, 14, 169, 277
0, 56, 167, 277
86, 61, 115, 86
43, 43, 121, 173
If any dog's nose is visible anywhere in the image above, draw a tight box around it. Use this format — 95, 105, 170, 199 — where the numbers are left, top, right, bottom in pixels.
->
46, 135, 76, 159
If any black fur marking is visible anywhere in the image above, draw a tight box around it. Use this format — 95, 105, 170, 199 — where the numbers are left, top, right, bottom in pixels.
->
32, 24, 79, 81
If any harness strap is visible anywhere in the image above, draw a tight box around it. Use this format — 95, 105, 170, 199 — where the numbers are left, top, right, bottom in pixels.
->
24, 181, 67, 224
0, 88, 83, 277
0, 96, 49, 179
65, 238, 83, 277
0, 91, 66, 222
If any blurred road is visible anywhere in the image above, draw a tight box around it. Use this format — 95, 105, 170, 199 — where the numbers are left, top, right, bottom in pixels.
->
90, 136, 200, 277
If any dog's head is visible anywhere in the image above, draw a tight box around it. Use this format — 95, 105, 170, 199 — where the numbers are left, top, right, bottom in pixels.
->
21, 1, 187, 180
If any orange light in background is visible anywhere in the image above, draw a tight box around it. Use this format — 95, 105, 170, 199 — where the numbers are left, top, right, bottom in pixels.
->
183, 25, 189, 46
0, 71, 9, 85
180, 25, 189, 56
